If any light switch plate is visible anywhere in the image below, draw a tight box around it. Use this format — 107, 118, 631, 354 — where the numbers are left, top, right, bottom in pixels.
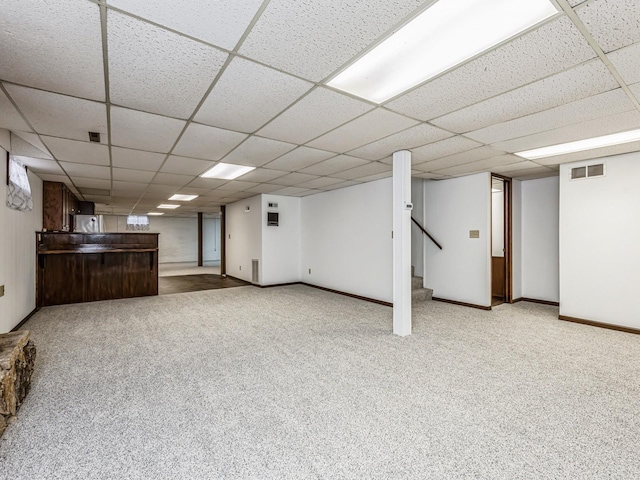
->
469, 230, 480, 239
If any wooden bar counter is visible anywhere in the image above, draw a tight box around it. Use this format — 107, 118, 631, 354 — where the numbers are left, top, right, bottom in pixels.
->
36, 232, 159, 307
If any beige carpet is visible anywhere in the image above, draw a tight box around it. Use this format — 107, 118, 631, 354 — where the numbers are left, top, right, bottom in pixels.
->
1, 285, 639, 479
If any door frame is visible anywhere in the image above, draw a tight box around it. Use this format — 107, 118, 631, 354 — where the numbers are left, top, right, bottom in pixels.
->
491, 173, 513, 304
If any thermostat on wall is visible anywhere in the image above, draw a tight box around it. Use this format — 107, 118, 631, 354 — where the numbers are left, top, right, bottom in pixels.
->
268, 202, 278, 208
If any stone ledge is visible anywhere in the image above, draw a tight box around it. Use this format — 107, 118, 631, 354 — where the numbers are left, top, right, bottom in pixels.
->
0, 331, 36, 437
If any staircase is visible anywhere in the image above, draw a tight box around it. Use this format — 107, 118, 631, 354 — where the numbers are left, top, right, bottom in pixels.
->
411, 267, 433, 304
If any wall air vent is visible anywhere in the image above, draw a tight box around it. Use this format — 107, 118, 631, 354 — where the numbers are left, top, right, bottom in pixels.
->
88, 132, 101, 143
570, 163, 605, 181
252, 259, 259, 283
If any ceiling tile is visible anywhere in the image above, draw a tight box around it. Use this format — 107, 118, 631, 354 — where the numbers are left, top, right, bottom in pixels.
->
257, 88, 373, 144
0, 87, 31, 131
269, 186, 311, 196
10, 135, 53, 160
298, 155, 369, 176
236, 168, 286, 183
70, 177, 112, 189
269, 172, 319, 186
107, 11, 228, 118
195, 57, 312, 133
111, 188, 145, 198
386, 17, 596, 120
569, 0, 588, 6
111, 106, 185, 153
410, 136, 484, 164
330, 161, 391, 180
160, 155, 215, 176
431, 154, 521, 176
467, 88, 636, 144
112, 147, 166, 171
215, 180, 260, 191
11, 132, 51, 156
112, 168, 156, 183
5, 85, 107, 142
60, 162, 111, 179
13, 156, 64, 175
263, 146, 336, 172
41, 136, 110, 166
307, 109, 419, 153
607, 43, 640, 85
354, 171, 393, 183
0, 0, 105, 100
111, 181, 149, 192
176, 187, 214, 195
413, 146, 506, 172
297, 176, 345, 189
222, 136, 297, 167
411, 172, 447, 180
509, 166, 558, 180
245, 184, 285, 194
107, 0, 263, 50
151, 172, 193, 186
173, 123, 247, 161
631, 82, 640, 102
239, 0, 425, 81
492, 110, 640, 153
183, 178, 229, 189
577, 0, 640, 53
432, 60, 618, 133
348, 123, 453, 161
490, 161, 547, 175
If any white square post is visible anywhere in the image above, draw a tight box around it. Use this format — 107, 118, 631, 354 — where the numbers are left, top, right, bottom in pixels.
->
393, 150, 412, 336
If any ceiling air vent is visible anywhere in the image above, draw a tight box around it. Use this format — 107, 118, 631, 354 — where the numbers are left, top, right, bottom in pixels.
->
570, 163, 605, 181
88, 131, 101, 143
79, 188, 111, 196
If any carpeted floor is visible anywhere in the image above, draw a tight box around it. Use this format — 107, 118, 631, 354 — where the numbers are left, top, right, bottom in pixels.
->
1, 285, 639, 479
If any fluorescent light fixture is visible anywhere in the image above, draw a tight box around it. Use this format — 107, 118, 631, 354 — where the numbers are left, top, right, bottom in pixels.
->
515, 128, 640, 160
168, 194, 198, 201
147, 212, 164, 216
328, 0, 558, 103
201, 162, 255, 180
158, 204, 180, 209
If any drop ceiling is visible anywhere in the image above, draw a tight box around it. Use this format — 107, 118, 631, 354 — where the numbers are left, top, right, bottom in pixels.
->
1, 0, 639, 216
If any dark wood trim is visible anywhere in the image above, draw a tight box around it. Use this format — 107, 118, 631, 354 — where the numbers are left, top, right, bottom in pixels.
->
504, 177, 513, 303
197, 212, 203, 267
432, 297, 492, 310
519, 297, 559, 306
220, 206, 226, 276
301, 283, 393, 307
512, 297, 523, 303
259, 282, 301, 288
559, 315, 640, 335
10, 308, 39, 332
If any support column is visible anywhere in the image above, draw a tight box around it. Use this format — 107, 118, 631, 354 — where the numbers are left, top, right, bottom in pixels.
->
393, 150, 412, 336
197, 212, 203, 267
220, 205, 226, 277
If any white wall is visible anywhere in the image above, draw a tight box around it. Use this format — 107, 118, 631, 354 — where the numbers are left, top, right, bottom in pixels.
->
511, 180, 523, 299
261, 195, 301, 285
104, 215, 205, 264
424, 173, 491, 307
301, 179, 393, 303
203, 217, 221, 263
411, 177, 424, 277
521, 177, 559, 303
560, 152, 640, 329
0, 131, 44, 332
491, 191, 504, 257
226, 195, 262, 283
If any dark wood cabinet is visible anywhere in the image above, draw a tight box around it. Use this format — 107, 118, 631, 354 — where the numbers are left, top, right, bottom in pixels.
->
37, 232, 159, 307
43, 181, 79, 232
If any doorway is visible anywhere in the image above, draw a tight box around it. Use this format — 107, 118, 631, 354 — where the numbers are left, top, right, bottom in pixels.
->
491, 175, 512, 306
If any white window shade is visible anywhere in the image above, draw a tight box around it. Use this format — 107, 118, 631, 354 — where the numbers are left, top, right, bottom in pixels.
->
6, 155, 33, 212
126, 215, 150, 231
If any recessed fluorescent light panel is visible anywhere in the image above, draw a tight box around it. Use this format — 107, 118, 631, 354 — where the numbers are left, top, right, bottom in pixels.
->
148, 212, 164, 216
201, 162, 255, 180
515, 128, 640, 160
328, 0, 558, 103
168, 194, 198, 201
158, 204, 180, 209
